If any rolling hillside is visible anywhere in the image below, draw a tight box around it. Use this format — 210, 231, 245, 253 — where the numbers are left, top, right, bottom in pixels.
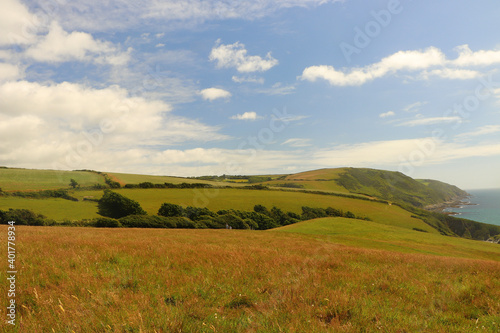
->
261, 168, 468, 207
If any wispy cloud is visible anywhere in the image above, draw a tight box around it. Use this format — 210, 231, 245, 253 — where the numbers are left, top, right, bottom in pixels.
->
456, 125, 500, 138
282, 138, 312, 147
397, 116, 463, 127
232, 75, 265, 84
210, 40, 278, 73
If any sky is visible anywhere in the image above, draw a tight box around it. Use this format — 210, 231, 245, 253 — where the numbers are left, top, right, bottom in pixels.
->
1, 0, 500, 189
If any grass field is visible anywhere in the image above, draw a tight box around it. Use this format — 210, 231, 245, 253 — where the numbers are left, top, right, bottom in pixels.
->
0, 168, 105, 191
107, 172, 225, 186
1, 225, 498, 332
277, 217, 500, 261
0, 196, 100, 221
67, 188, 437, 233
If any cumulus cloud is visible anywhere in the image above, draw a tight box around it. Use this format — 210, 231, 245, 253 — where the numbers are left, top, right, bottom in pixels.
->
199, 87, 231, 101
301, 45, 500, 86
301, 47, 445, 86
210, 40, 278, 73
0, 63, 23, 82
0, 80, 228, 170
230, 111, 261, 120
25, 21, 130, 65
0, 0, 37, 46
379, 111, 395, 118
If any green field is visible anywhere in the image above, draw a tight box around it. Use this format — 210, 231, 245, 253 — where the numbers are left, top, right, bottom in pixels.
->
65, 188, 436, 233
0, 168, 105, 191
277, 217, 500, 261
108, 172, 226, 186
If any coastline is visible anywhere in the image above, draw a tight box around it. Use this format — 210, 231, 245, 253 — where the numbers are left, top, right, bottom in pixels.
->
424, 194, 475, 215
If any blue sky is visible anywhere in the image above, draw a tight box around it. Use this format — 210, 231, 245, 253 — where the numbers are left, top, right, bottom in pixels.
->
1, 0, 500, 189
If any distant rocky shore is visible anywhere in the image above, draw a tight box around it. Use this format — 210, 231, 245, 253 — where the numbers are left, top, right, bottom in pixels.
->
425, 194, 476, 215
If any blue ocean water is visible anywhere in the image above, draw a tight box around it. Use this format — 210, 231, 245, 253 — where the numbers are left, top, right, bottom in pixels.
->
444, 188, 500, 226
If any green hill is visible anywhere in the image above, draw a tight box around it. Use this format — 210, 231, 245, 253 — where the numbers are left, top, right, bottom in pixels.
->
263, 168, 468, 208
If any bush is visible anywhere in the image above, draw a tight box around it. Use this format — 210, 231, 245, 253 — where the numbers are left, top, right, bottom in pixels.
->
97, 190, 147, 219
158, 203, 184, 217
0, 208, 47, 226
119, 215, 191, 228
95, 217, 121, 228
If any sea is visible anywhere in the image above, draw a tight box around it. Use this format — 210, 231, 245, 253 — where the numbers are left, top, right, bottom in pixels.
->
443, 188, 500, 226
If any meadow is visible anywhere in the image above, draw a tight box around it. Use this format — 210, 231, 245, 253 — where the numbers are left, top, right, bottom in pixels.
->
0, 169, 105, 192
1, 225, 499, 332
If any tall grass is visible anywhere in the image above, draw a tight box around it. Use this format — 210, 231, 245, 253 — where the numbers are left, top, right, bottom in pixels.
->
1, 226, 499, 332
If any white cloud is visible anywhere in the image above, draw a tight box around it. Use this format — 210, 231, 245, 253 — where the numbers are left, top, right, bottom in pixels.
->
230, 111, 261, 120
452, 44, 500, 67
282, 138, 312, 147
0, 80, 228, 170
232, 76, 265, 84
397, 116, 463, 127
25, 21, 130, 65
456, 125, 500, 138
379, 111, 395, 118
313, 138, 500, 169
403, 102, 427, 113
0, 63, 23, 82
210, 40, 278, 73
155, 43, 165, 48
199, 87, 231, 101
301, 47, 445, 86
0, 0, 37, 46
301, 45, 500, 86
419, 68, 481, 80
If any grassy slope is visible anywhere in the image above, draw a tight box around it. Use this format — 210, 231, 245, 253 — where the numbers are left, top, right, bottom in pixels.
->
276, 217, 500, 261
1, 225, 498, 332
262, 168, 468, 208
0, 168, 105, 191
107, 172, 237, 187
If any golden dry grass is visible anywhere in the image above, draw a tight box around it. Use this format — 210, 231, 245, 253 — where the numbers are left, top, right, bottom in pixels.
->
1, 226, 499, 332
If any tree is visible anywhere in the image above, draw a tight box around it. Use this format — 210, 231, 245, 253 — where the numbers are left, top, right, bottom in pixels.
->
69, 179, 79, 189
158, 203, 184, 217
97, 190, 146, 219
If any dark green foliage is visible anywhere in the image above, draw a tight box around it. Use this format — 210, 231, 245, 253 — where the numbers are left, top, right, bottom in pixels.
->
182, 206, 216, 221
97, 190, 147, 219
217, 214, 251, 229
158, 203, 184, 217
69, 178, 79, 189
138, 182, 155, 188
95, 217, 122, 228
254, 204, 270, 215
0, 208, 47, 225
119, 215, 195, 229
10, 189, 78, 201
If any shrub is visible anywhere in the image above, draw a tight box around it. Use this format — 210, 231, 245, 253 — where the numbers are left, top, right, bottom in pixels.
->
95, 217, 122, 228
97, 190, 147, 219
158, 203, 184, 217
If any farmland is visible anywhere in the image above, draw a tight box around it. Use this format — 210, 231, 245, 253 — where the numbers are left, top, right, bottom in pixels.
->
1, 167, 500, 332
